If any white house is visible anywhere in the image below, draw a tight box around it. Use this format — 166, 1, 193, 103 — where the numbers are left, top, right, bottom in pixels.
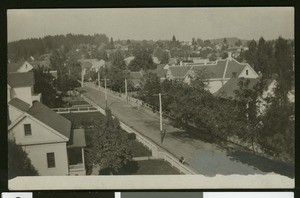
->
183, 54, 259, 93
7, 69, 86, 176
8, 100, 86, 176
7, 61, 33, 73
7, 72, 41, 105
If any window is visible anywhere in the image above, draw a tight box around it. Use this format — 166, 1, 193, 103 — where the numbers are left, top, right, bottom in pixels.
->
246, 69, 249, 75
47, 153, 56, 168
24, 124, 32, 136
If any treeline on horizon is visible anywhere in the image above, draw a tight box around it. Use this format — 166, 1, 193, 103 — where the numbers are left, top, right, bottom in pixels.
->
8, 33, 294, 62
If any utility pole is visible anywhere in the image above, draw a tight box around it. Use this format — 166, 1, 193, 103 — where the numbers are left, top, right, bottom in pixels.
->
125, 78, 128, 103
105, 78, 107, 107
159, 93, 162, 132
81, 68, 84, 88
98, 71, 100, 88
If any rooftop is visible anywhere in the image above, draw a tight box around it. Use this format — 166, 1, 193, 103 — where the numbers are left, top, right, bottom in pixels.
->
27, 101, 71, 139
8, 98, 31, 112
7, 72, 35, 88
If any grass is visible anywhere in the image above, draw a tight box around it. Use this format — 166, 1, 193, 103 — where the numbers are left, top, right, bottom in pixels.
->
99, 159, 181, 175
134, 160, 181, 175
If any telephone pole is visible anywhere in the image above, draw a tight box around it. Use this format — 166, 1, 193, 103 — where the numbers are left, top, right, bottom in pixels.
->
159, 93, 162, 132
98, 71, 100, 88
81, 68, 84, 88
125, 78, 128, 103
105, 78, 107, 107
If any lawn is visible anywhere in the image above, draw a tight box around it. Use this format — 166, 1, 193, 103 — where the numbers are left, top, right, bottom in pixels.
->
99, 159, 181, 175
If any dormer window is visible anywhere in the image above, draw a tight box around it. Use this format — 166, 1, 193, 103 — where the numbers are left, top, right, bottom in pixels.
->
24, 124, 32, 136
246, 69, 249, 75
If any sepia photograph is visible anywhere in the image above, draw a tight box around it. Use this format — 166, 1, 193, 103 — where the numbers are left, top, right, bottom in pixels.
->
7, 7, 295, 189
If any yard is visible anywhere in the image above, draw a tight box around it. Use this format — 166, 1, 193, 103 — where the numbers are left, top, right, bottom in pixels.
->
62, 112, 180, 175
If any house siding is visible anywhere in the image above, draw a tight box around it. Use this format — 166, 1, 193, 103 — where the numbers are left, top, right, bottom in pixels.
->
23, 142, 69, 175
9, 116, 67, 146
12, 87, 33, 105
238, 65, 258, 78
8, 106, 23, 124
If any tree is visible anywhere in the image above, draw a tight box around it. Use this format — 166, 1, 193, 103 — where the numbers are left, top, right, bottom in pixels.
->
50, 49, 68, 93
86, 108, 132, 174
137, 73, 161, 111
274, 36, 293, 92
153, 47, 169, 64
235, 39, 242, 46
8, 140, 39, 179
244, 39, 258, 68
33, 66, 59, 108
222, 52, 228, 59
110, 50, 126, 70
128, 48, 156, 71
109, 37, 115, 49
209, 53, 217, 61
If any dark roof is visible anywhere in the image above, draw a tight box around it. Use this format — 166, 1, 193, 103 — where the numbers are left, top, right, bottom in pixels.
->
214, 78, 274, 99
148, 69, 167, 78
192, 60, 226, 79
190, 59, 249, 79
169, 66, 192, 78
224, 60, 247, 78
7, 72, 35, 88
27, 101, 71, 139
8, 98, 31, 112
29, 60, 50, 69
7, 62, 23, 73
67, 129, 86, 148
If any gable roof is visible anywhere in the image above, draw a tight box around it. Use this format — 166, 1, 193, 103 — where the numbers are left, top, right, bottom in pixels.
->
8, 98, 31, 112
214, 78, 274, 99
189, 58, 253, 80
7, 72, 35, 88
26, 101, 71, 139
168, 66, 192, 78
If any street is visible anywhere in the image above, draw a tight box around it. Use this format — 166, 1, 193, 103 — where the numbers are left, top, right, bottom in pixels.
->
82, 83, 271, 176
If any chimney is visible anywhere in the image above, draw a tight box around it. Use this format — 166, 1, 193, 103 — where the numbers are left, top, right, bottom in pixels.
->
258, 71, 262, 79
232, 72, 237, 78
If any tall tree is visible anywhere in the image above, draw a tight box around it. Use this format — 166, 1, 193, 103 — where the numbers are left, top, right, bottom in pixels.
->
128, 48, 156, 71
86, 108, 132, 174
244, 39, 258, 69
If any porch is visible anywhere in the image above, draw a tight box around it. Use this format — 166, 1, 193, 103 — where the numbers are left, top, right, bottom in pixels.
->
67, 129, 86, 175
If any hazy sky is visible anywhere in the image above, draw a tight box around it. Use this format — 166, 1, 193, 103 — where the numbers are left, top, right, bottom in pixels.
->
7, 8, 294, 42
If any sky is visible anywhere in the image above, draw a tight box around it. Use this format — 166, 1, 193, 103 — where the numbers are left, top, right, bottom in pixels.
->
7, 8, 294, 42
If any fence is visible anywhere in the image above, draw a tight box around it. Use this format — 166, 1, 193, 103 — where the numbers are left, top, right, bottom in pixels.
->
158, 152, 197, 174
52, 106, 98, 114
82, 94, 196, 175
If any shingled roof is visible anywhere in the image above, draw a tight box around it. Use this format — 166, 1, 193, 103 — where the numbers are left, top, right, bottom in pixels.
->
214, 78, 274, 99
8, 98, 31, 112
148, 69, 167, 78
27, 101, 71, 139
7, 72, 35, 88
168, 66, 192, 78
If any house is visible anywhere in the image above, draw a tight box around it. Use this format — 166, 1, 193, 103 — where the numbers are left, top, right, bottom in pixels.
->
183, 53, 259, 93
7, 72, 41, 105
8, 99, 86, 176
214, 77, 277, 115
8, 61, 33, 73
